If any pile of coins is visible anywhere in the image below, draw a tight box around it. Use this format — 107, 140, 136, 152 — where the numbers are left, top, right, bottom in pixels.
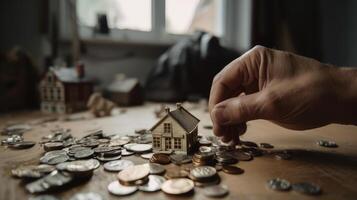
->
1, 123, 35, 149
267, 178, 321, 195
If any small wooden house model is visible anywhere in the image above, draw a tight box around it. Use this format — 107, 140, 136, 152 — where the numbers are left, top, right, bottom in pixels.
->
106, 74, 143, 106
150, 103, 199, 154
39, 64, 93, 114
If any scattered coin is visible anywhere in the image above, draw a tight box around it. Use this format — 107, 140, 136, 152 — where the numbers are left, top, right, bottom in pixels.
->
203, 185, 229, 197
267, 178, 291, 191
317, 140, 338, 148
117, 164, 150, 185
69, 192, 103, 200
141, 152, 154, 159
145, 163, 166, 175
275, 151, 292, 160
44, 142, 64, 152
26, 170, 73, 193
161, 178, 194, 195
222, 165, 244, 175
74, 148, 94, 159
228, 150, 253, 161
12, 164, 55, 179
107, 180, 138, 196
138, 175, 166, 192
8, 141, 36, 149
150, 153, 171, 165
260, 143, 274, 149
240, 140, 258, 148
292, 182, 321, 195
104, 160, 134, 172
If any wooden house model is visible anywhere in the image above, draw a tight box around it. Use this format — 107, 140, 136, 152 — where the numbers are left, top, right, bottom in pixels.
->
150, 103, 199, 154
106, 74, 143, 106
39, 65, 93, 114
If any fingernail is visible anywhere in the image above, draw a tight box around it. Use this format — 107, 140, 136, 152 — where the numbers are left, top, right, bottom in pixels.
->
212, 106, 230, 125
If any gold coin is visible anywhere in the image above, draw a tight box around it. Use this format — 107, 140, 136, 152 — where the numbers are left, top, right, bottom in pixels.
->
117, 164, 150, 183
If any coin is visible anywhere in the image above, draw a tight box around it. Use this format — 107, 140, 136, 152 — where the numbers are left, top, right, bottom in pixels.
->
144, 163, 166, 175
9, 141, 36, 149
317, 140, 338, 148
138, 175, 166, 192
140, 152, 154, 159
161, 178, 194, 195
190, 166, 217, 181
170, 154, 192, 165
267, 178, 291, 191
96, 154, 121, 162
26, 170, 72, 193
240, 140, 258, 148
124, 143, 152, 153
165, 170, 189, 179
104, 160, 134, 172
121, 149, 134, 156
292, 182, 321, 195
93, 146, 116, 153
241, 147, 263, 157
203, 185, 229, 197
44, 142, 64, 152
199, 146, 213, 153
117, 164, 150, 184
109, 137, 130, 147
275, 151, 292, 160
222, 165, 244, 174
216, 153, 238, 165
107, 180, 138, 196
69, 192, 103, 200
228, 150, 253, 161
150, 153, 171, 165
74, 148, 94, 159
12, 164, 55, 179
40, 154, 69, 165
260, 143, 274, 149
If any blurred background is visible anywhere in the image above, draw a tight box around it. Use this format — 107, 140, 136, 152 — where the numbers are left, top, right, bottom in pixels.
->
1, 0, 357, 113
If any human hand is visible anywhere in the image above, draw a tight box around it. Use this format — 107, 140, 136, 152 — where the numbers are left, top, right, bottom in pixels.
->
209, 45, 356, 143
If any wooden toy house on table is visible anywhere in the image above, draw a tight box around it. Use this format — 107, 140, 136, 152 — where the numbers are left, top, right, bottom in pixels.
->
39, 65, 93, 114
150, 103, 199, 154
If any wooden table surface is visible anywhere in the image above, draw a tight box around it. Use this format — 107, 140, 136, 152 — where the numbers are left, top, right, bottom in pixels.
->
1, 103, 357, 200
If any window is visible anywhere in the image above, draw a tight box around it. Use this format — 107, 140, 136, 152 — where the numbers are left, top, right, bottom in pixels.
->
164, 123, 171, 133
166, 0, 220, 35
174, 138, 181, 149
165, 137, 171, 149
77, 0, 151, 31
153, 137, 161, 148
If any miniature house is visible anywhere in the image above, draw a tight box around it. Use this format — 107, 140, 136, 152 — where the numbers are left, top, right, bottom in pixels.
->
39, 64, 93, 114
150, 103, 199, 154
106, 74, 143, 106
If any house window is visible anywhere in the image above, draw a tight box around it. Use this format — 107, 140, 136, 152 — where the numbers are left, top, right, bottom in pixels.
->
164, 123, 171, 133
174, 138, 181, 149
165, 137, 171, 150
153, 137, 161, 148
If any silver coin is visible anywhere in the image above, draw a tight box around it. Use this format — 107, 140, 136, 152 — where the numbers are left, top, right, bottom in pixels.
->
12, 164, 55, 179
292, 182, 321, 195
26, 171, 72, 194
44, 150, 67, 157
228, 150, 253, 161
40, 154, 70, 165
203, 185, 229, 197
9, 141, 36, 149
170, 154, 192, 164
161, 178, 194, 195
190, 166, 217, 179
74, 148, 94, 159
199, 146, 213, 153
103, 160, 134, 172
138, 175, 166, 192
121, 149, 134, 156
96, 154, 121, 162
125, 143, 152, 153
140, 152, 154, 159
267, 178, 291, 191
144, 163, 166, 175
107, 181, 138, 196
69, 192, 103, 200
317, 140, 338, 148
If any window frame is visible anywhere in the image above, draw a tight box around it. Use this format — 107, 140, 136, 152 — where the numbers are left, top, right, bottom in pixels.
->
58, 0, 251, 48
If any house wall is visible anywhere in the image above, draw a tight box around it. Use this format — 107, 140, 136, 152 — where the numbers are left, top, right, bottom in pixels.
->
39, 71, 66, 113
152, 115, 188, 153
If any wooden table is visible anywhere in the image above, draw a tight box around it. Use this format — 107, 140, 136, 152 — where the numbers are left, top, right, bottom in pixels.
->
1, 103, 357, 200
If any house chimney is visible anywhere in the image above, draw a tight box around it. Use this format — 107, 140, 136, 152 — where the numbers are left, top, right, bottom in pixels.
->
76, 61, 85, 79
165, 106, 170, 113
176, 103, 182, 109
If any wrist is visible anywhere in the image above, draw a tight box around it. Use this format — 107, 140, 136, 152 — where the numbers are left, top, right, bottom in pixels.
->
331, 66, 357, 125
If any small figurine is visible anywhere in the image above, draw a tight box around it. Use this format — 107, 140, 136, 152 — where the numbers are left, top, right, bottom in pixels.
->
149, 103, 199, 154
106, 74, 143, 106
39, 62, 93, 114
87, 92, 116, 117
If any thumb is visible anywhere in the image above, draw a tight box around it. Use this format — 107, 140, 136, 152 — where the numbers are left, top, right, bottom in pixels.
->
211, 92, 264, 125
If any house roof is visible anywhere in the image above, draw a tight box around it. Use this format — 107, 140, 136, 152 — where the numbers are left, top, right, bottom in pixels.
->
150, 105, 200, 133
107, 78, 139, 93
49, 67, 93, 83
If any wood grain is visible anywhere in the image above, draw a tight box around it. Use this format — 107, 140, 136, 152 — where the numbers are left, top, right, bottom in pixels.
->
1, 103, 357, 200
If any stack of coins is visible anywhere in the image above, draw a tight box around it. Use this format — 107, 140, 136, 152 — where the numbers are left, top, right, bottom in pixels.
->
192, 147, 216, 166
189, 166, 220, 187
